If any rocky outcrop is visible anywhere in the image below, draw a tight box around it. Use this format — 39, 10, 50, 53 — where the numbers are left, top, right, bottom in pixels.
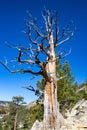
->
60, 99, 87, 130
30, 120, 43, 130
27, 101, 37, 109
31, 99, 87, 130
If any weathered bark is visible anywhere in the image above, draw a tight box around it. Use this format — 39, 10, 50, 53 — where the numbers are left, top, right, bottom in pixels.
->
43, 35, 61, 130
44, 82, 60, 130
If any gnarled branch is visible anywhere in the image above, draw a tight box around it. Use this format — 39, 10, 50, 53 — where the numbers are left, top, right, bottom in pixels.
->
0, 60, 42, 75
23, 85, 44, 96
17, 50, 35, 64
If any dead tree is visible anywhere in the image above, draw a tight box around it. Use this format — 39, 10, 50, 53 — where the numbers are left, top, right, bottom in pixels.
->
0, 9, 75, 130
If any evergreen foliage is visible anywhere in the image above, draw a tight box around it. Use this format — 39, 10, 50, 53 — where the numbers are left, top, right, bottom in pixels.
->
57, 61, 78, 114
0, 98, 43, 130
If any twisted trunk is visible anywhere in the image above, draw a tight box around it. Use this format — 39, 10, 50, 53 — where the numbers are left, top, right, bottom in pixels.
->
44, 82, 60, 130
43, 40, 61, 130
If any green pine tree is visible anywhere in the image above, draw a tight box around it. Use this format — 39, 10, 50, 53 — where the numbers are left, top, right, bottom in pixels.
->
57, 61, 78, 115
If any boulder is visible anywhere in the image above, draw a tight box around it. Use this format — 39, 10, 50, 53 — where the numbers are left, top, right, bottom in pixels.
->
30, 120, 43, 130
67, 99, 87, 127
62, 99, 87, 130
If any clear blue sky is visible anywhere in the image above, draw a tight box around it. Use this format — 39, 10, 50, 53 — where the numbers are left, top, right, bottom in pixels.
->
0, 0, 87, 103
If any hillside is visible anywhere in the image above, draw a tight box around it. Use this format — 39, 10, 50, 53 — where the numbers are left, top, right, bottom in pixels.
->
0, 101, 10, 107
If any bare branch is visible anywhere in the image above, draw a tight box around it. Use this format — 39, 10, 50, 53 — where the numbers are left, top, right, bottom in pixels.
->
5, 42, 21, 51
6, 42, 39, 59
4, 56, 8, 65
39, 44, 51, 58
27, 27, 40, 46
76, 85, 87, 93
17, 50, 35, 64
18, 50, 22, 62
55, 31, 74, 47
26, 10, 47, 39
27, 27, 50, 58
42, 12, 48, 33
6, 43, 40, 65
27, 31, 50, 59
60, 48, 72, 59
55, 12, 59, 43
57, 75, 67, 81
33, 24, 47, 39
23, 85, 36, 92
23, 85, 44, 96
0, 61, 42, 75
54, 20, 75, 47
0, 61, 14, 73
5, 42, 50, 74
42, 9, 56, 40
19, 59, 35, 64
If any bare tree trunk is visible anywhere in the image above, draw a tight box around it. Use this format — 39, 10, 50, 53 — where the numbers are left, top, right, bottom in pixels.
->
14, 110, 18, 130
43, 40, 60, 130
44, 82, 60, 130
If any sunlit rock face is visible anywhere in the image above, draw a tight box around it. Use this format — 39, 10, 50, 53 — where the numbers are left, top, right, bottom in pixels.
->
30, 120, 43, 130
60, 99, 87, 130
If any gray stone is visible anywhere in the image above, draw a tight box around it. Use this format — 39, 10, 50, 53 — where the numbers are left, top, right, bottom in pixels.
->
30, 120, 43, 130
